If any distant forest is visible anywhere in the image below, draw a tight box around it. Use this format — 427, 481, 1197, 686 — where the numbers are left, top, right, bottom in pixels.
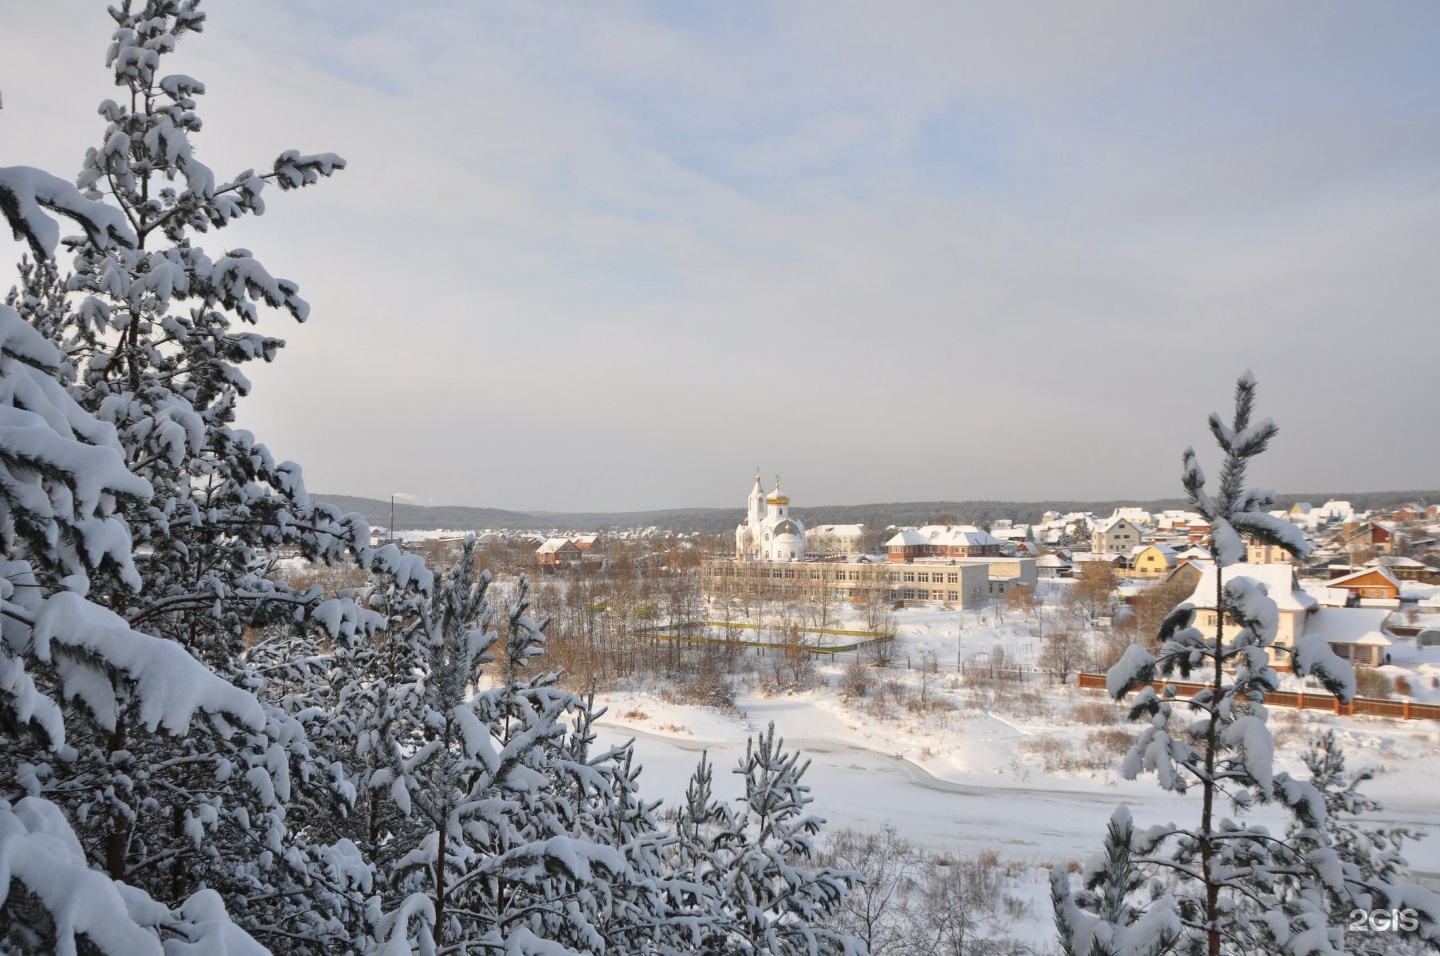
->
318, 491, 1439, 537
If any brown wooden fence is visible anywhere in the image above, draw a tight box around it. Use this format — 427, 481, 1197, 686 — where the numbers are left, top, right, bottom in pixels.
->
1075, 672, 1440, 722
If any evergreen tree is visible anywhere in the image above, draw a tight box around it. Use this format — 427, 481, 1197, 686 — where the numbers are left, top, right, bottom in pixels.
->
676, 724, 864, 956
0, 169, 273, 954
1277, 731, 1438, 955
3, 3, 377, 950
1057, 374, 1438, 955
1051, 809, 1181, 956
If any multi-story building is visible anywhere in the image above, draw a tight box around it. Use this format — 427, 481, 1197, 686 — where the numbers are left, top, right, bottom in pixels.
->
701, 557, 1033, 609
1093, 516, 1144, 555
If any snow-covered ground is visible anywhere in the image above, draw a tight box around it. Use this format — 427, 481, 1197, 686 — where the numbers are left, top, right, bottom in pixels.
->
585, 602, 1440, 946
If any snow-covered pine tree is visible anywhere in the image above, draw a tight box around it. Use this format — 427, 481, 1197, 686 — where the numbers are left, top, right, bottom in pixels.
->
3, 3, 382, 950
1051, 808, 1181, 956
1055, 374, 1438, 956
349, 540, 686, 956
1277, 731, 1438, 955
0, 169, 275, 955
680, 723, 864, 956
545, 687, 712, 954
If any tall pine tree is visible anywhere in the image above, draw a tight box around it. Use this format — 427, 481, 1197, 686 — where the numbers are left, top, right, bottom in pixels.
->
1056, 374, 1439, 956
4, 3, 377, 951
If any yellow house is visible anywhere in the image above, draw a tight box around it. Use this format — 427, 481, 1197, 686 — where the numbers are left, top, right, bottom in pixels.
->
1130, 544, 1178, 579
1247, 541, 1294, 564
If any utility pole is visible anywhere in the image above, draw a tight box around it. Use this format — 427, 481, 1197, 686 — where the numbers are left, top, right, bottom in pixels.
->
390, 494, 395, 547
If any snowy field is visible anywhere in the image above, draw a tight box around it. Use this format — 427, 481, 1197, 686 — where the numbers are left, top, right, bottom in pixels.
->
583, 602, 1440, 946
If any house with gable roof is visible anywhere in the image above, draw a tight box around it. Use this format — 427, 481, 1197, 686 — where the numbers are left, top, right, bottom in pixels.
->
1324, 566, 1402, 606
1304, 607, 1394, 667
1130, 543, 1178, 579
1092, 516, 1144, 556
535, 537, 582, 570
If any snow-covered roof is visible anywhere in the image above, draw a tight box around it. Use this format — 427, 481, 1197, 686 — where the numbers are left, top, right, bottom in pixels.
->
915, 525, 1002, 548
1304, 586, 1354, 608
1036, 554, 1073, 568
1366, 555, 1429, 569
1183, 563, 1316, 612
886, 529, 932, 547
536, 536, 577, 554
1303, 607, 1393, 646
812, 524, 865, 536
1073, 551, 1125, 564
1326, 566, 1401, 590
1110, 508, 1153, 524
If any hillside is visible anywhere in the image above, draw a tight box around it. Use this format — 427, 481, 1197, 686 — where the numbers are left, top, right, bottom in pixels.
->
316, 490, 1438, 535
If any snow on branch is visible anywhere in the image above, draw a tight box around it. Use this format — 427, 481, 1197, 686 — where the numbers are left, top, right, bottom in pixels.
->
272, 151, 346, 191
0, 166, 136, 261
30, 592, 265, 738
0, 796, 268, 956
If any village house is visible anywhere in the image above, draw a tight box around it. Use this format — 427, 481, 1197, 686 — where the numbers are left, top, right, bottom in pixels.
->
1247, 540, 1295, 565
1365, 555, 1440, 584
1324, 566, 1402, 606
1092, 516, 1145, 556
1304, 607, 1394, 668
1130, 543, 1178, 579
535, 537, 582, 570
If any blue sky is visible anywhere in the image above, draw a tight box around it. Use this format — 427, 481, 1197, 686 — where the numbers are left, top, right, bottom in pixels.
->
6, 1, 1440, 512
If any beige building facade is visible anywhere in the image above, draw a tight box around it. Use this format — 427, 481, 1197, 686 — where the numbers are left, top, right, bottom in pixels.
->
700, 557, 1036, 610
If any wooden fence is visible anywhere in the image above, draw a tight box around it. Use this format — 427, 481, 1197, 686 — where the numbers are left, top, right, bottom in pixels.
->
1075, 672, 1440, 722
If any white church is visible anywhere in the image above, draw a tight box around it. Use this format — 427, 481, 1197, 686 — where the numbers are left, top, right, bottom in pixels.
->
735, 472, 806, 561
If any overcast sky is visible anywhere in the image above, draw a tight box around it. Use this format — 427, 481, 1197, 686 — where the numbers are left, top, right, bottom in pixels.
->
6, 2, 1439, 513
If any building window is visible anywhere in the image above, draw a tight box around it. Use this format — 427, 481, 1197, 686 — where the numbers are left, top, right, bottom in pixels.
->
917, 573, 929, 583
947, 573, 958, 584
904, 572, 915, 582
947, 590, 958, 601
